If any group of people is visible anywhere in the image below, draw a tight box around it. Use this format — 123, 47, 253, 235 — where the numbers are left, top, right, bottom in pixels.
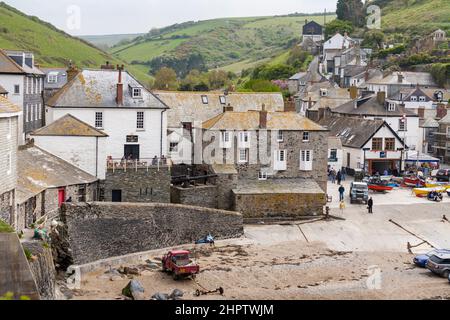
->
328, 167, 346, 185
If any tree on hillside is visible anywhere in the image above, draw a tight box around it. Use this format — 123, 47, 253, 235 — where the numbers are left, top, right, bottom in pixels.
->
363, 29, 385, 49
336, 0, 365, 27
153, 67, 178, 90
324, 19, 354, 39
208, 70, 230, 89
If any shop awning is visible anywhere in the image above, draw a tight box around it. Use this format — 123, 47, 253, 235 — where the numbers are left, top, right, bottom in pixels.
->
405, 151, 440, 163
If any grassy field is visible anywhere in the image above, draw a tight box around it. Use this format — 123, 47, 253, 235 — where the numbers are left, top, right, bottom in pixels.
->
109, 14, 336, 75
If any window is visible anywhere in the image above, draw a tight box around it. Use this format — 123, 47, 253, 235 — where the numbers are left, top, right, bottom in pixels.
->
95, 112, 103, 129
6, 152, 11, 175
38, 104, 42, 120
221, 131, 232, 149
48, 74, 58, 83
219, 96, 226, 104
78, 185, 86, 202
258, 170, 268, 181
388, 103, 396, 111
277, 130, 284, 142
385, 138, 395, 151
277, 150, 286, 162
31, 104, 35, 121
132, 88, 142, 98
303, 131, 310, 142
33, 78, 36, 94
239, 149, 248, 163
419, 96, 426, 102
410, 96, 417, 102
399, 118, 407, 131
201, 95, 208, 104
222, 131, 230, 143
372, 138, 383, 150
240, 131, 249, 143
7, 118, 12, 140
300, 150, 313, 171
169, 142, 179, 153
330, 149, 337, 161
447, 126, 450, 137
320, 89, 328, 97
14, 85, 20, 95
274, 150, 287, 171
136, 111, 144, 130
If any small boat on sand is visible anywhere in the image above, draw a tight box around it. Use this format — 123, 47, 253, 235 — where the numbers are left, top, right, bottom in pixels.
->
413, 187, 447, 197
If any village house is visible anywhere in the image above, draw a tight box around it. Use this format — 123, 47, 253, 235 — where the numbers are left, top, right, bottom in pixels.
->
330, 91, 421, 151
0, 49, 45, 143
421, 118, 440, 155
154, 91, 285, 164
304, 85, 354, 121
361, 71, 438, 97
41, 67, 68, 101
300, 20, 323, 55
319, 117, 407, 175
171, 106, 329, 218
45, 65, 169, 162
288, 72, 308, 95
327, 136, 343, 172
30, 114, 108, 179
322, 33, 354, 76
0, 96, 21, 229
16, 145, 99, 231
391, 86, 449, 117
433, 113, 450, 164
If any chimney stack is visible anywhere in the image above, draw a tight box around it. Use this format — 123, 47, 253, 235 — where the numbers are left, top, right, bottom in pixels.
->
349, 86, 358, 100
284, 97, 296, 112
259, 104, 267, 129
101, 61, 115, 70
66, 61, 79, 82
377, 91, 386, 105
223, 103, 233, 113
116, 65, 124, 106
397, 73, 404, 83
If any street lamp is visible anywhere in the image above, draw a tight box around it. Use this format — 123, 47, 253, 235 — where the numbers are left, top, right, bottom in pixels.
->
363, 148, 370, 174
397, 148, 404, 175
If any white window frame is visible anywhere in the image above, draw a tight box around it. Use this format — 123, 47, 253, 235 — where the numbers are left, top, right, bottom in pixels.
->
419, 96, 426, 102
7, 118, 12, 140
31, 104, 35, 121
219, 96, 226, 104
220, 131, 232, 149
132, 88, 142, 98
302, 131, 310, 142
238, 149, 248, 163
136, 111, 145, 130
95, 112, 103, 129
300, 150, 313, 171
14, 84, 20, 95
48, 74, 58, 83
410, 96, 417, 102
258, 170, 268, 181
399, 118, 407, 131
388, 103, 396, 111
201, 95, 208, 104
277, 130, 284, 142
169, 142, 179, 153
239, 131, 250, 148
38, 104, 42, 120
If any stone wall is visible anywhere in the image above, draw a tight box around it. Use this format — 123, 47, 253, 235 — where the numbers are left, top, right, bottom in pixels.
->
0, 190, 14, 226
23, 242, 56, 300
104, 167, 170, 203
58, 202, 243, 265
233, 192, 326, 218
171, 185, 218, 208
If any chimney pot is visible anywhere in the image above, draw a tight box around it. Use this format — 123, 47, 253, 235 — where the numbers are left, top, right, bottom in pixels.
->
349, 86, 358, 100
377, 91, 386, 105
259, 105, 268, 129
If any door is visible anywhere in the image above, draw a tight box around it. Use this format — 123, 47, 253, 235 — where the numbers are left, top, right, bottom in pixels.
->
112, 190, 122, 202
347, 153, 351, 168
58, 188, 66, 207
124, 145, 140, 160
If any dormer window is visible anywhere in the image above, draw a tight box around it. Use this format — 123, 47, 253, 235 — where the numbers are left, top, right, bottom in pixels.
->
388, 102, 396, 111
419, 96, 426, 102
410, 96, 417, 102
320, 89, 328, 97
219, 96, 226, 104
47, 73, 58, 83
201, 95, 208, 104
132, 88, 142, 98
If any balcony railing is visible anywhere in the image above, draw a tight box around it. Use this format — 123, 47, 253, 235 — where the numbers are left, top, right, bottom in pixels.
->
107, 157, 171, 172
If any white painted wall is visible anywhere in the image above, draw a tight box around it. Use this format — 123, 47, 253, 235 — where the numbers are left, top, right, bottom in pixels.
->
328, 148, 343, 172
47, 107, 167, 161
0, 74, 25, 144
32, 135, 107, 179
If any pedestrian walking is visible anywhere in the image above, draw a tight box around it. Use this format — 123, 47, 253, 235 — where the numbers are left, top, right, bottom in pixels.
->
337, 170, 342, 185
331, 169, 336, 184
341, 167, 346, 181
338, 185, 345, 202
367, 197, 373, 214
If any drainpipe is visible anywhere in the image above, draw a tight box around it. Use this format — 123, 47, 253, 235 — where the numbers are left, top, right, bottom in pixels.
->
160, 109, 167, 158
95, 136, 98, 178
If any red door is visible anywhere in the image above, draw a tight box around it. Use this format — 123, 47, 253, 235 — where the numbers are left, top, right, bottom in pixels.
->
58, 188, 66, 207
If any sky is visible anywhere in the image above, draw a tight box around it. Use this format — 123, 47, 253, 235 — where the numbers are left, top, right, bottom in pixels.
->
4, 0, 337, 36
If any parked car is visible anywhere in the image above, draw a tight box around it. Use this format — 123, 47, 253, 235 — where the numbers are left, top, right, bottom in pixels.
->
436, 169, 450, 182
426, 253, 450, 278
349, 182, 369, 204
414, 249, 450, 268
162, 250, 199, 280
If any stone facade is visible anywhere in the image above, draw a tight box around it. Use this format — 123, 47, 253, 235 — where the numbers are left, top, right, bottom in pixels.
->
104, 167, 171, 203
171, 185, 218, 208
57, 202, 244, 265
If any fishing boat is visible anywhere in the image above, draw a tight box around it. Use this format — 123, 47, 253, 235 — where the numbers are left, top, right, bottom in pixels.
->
369, 184, 394, 192
413, 187, 447, 197
425, 182, 450, 190
403, 176, 425, 188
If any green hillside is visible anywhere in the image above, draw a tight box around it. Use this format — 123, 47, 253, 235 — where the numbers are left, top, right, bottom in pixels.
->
376, 0, 450, 34
0, 2, 151, 84
109, 13, 336, 76
80, 33, 144, 49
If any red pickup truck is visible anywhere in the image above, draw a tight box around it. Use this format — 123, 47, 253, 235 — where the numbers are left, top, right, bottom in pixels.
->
162, 250, 200, 280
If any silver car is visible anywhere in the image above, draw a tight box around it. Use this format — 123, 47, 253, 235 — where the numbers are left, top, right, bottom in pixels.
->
426, 253, 450, 278
349, 182, 369, 204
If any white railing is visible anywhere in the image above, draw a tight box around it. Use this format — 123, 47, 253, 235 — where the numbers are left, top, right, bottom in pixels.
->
106, 157, 171, 172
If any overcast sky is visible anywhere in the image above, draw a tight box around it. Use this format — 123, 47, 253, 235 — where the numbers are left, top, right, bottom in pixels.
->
4, 0, 337, 35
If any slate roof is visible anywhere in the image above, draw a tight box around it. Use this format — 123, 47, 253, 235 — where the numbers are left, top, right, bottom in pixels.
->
0, 95, 21, 115
366, 71, 437, 87
202, 111, 326, 131
318, 117, 400, 149
403, 87, 433, 102
343, 65, 366, 78
31, 114, 108, 137
47, 69, 168, 109
328, 136, 343, 149
0, 50, 25, 74
324, 33, 353, 50
40, 67, 68, 89
332, 95, 418, 117
16, 146, 97, 204
155, 91, 285, 128
1, 50, 44, 75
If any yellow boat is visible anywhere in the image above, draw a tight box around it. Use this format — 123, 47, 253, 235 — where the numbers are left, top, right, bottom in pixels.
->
413, 187, 447, 197
425, 182, 450, 190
